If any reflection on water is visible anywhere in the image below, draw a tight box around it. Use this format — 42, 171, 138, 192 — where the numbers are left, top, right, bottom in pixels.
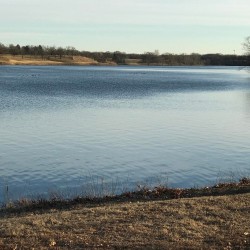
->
0, 66, 250, 201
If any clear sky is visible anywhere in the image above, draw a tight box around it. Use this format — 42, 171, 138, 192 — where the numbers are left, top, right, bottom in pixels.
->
1, 0, 250, 54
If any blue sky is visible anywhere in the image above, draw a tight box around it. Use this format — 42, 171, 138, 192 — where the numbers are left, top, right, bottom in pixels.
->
1, 0, 250, 54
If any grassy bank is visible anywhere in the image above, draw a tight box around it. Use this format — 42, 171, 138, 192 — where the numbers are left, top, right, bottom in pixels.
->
0, 179, 249, 249
0, 194, 249, 249
0, 54, 115, 66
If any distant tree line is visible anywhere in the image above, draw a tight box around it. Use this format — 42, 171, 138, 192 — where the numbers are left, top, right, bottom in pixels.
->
0, 42, 250, 66
0, 43, 77, 60
201, 54, 250, 66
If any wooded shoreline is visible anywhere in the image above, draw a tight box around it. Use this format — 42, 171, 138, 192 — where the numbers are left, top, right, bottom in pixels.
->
1, 52, 250, 67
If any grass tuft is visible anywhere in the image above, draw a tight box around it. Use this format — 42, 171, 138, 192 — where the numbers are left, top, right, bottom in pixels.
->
1, 177, 249, 214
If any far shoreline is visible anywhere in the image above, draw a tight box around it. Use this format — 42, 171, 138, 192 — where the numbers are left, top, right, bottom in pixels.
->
1, 54, 248, 67
0, 54, 116, 67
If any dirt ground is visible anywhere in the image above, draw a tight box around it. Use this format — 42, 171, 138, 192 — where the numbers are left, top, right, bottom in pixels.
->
0, 193, 249, 249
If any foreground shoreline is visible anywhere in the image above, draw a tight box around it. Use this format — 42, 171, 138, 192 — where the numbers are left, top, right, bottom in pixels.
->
0, 179, 249, 249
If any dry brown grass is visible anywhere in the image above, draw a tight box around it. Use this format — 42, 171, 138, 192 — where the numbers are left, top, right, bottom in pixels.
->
0, 54, 103, 66
0, 193, 249, 249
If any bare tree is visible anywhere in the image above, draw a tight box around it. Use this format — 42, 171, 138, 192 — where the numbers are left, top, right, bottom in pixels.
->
0, 43, 6, 54
9, 44, 20, 56
56, 47, 64, 59
243, 36, 250, 55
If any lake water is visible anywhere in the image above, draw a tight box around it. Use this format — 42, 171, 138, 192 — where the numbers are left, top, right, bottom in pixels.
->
0, 65, 250, 201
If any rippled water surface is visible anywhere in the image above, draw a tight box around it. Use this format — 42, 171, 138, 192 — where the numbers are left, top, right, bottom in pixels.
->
0, 65, 250, 200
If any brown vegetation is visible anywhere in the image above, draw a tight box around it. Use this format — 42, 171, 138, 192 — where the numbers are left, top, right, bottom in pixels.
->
0, 179, 249, 249
0, 54, 114, 66
0, 194, 249, 249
